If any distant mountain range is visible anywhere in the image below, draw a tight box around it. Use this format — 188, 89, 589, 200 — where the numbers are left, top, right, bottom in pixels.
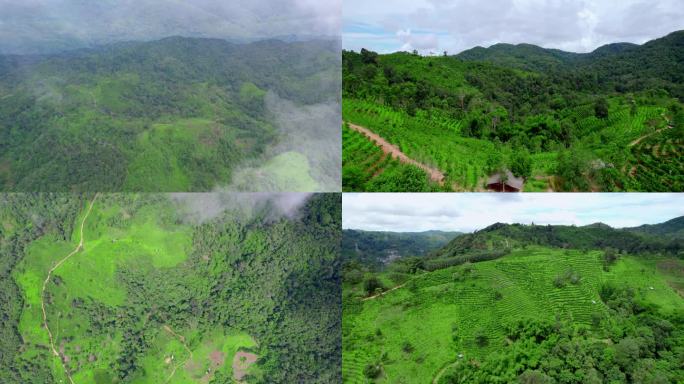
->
456, 30, 684, 98
342, 229, 461, 268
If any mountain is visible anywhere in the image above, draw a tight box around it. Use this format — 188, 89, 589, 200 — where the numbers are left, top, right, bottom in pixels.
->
456, 30, 684, 98
342, 229, 461, 268
626, 216, 684, 237
0, 37, 339, 192
428, 218, 683, 269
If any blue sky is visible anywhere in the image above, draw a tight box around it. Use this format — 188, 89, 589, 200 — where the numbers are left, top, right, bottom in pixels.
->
343, 0, 684, 54
343, 193, 684, 232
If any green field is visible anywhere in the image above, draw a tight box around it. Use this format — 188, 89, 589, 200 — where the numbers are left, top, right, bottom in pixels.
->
343, 246, 684, 383
1, 193, 341, 383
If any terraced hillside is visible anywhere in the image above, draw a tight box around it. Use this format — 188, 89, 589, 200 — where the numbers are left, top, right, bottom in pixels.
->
342, 31, 684, 192
344, 248, 684, 383
343, 124, 440, 192
343, 221, 684, 383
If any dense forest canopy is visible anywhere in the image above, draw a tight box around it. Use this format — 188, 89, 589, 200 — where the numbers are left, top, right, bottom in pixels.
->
342, 216, 684, 383
342, 31, 684, 192
0, 37, 340, 192
0, 193, 341, 383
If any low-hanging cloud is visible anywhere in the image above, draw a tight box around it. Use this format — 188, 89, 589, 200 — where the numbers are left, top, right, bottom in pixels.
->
0, 0, 341, 54
170, 192, 312, 224
343, 0, 684, 54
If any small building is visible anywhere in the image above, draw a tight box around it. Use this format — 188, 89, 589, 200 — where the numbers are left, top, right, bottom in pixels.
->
486, 170, 524, 192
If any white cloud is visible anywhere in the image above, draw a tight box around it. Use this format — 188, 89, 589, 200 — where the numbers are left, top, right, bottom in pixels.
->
343, 0, 684, 53
0, 0, 341, 54
342, 193, 684, 232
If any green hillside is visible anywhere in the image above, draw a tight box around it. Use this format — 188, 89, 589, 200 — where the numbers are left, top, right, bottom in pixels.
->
342, 31, 684, 192
0, 37, 339, 192
0, 193, 341, 383
343, 221, 684, 383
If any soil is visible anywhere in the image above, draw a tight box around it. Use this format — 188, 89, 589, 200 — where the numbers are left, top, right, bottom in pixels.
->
347, 122, 446, 185
232, 351, 258, 381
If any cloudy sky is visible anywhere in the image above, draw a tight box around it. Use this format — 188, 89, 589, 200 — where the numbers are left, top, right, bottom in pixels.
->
343, 0, 684, 54
343, 193, 684, 233
0, 0, 341, 54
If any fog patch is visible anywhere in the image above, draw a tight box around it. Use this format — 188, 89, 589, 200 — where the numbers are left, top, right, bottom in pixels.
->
222, 92, 341, 192
170, 192, 312, 224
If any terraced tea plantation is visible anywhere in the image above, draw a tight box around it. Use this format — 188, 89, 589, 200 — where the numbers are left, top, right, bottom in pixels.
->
343, 246, 684, 383
342, 31, 684, 191
343, 124, 439, 192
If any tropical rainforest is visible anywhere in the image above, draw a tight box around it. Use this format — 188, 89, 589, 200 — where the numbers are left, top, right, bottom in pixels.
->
0, 192, 341, 383
0, 37, 340, 192
342, 30, 684, 192
343, 217, 684, 383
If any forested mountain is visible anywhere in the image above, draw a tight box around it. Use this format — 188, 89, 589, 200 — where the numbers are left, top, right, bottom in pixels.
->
625, 216, 684, 238
342, 31, 684, 192
430, 219, 683, 265
0, 193, 341, 383
0, 37, 340, 192
343, 216, 684, 383
341, 229, 460, 267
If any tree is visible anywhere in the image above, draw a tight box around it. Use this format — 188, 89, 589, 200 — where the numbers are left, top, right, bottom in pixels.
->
510, 149, 532, 179
594, 97, 609, 118
363, 276, 383, 296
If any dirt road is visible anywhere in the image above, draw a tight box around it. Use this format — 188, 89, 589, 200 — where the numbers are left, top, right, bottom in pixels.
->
346, 122, 446, 185
361, 282, 408, 301
41, 194, 98, 384
163, 325, 194, 383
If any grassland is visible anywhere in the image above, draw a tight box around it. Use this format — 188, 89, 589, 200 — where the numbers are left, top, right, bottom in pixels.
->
342, 246, 684, 383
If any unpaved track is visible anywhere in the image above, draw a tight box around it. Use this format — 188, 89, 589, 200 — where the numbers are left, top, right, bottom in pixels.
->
163, 325, 193, 383
346, 122, 446, 184
629, 126, 672, 147
41, 194, 98, 384
361, 283, 407, 301
433, 361, 459, 384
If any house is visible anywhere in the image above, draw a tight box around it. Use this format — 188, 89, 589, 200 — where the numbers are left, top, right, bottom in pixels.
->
486, 170, 524, 192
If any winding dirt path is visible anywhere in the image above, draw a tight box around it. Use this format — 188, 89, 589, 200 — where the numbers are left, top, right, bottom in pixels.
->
433, 361, 459, 384
346, 122, 446, 185
629, 126, 672, 147
361, 283, 407, 301
163, 325, 193, 383
41, 194, 98, 384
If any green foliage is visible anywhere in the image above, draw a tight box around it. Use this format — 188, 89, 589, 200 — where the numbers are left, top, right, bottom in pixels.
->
1, 193, 341, 383
342, 31, 684, 191
0, 37, 338, 191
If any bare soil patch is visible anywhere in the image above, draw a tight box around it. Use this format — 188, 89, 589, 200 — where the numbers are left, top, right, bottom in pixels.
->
232, 351, 258, 381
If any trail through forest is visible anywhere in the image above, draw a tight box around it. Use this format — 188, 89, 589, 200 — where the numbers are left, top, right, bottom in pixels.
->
346, 122, 446, 185
41, 194, 98, 384
163, 325, 193, 383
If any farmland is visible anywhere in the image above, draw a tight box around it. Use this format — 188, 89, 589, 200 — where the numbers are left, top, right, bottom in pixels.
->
342, 220, 684, 383
342, 30, 684, 191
